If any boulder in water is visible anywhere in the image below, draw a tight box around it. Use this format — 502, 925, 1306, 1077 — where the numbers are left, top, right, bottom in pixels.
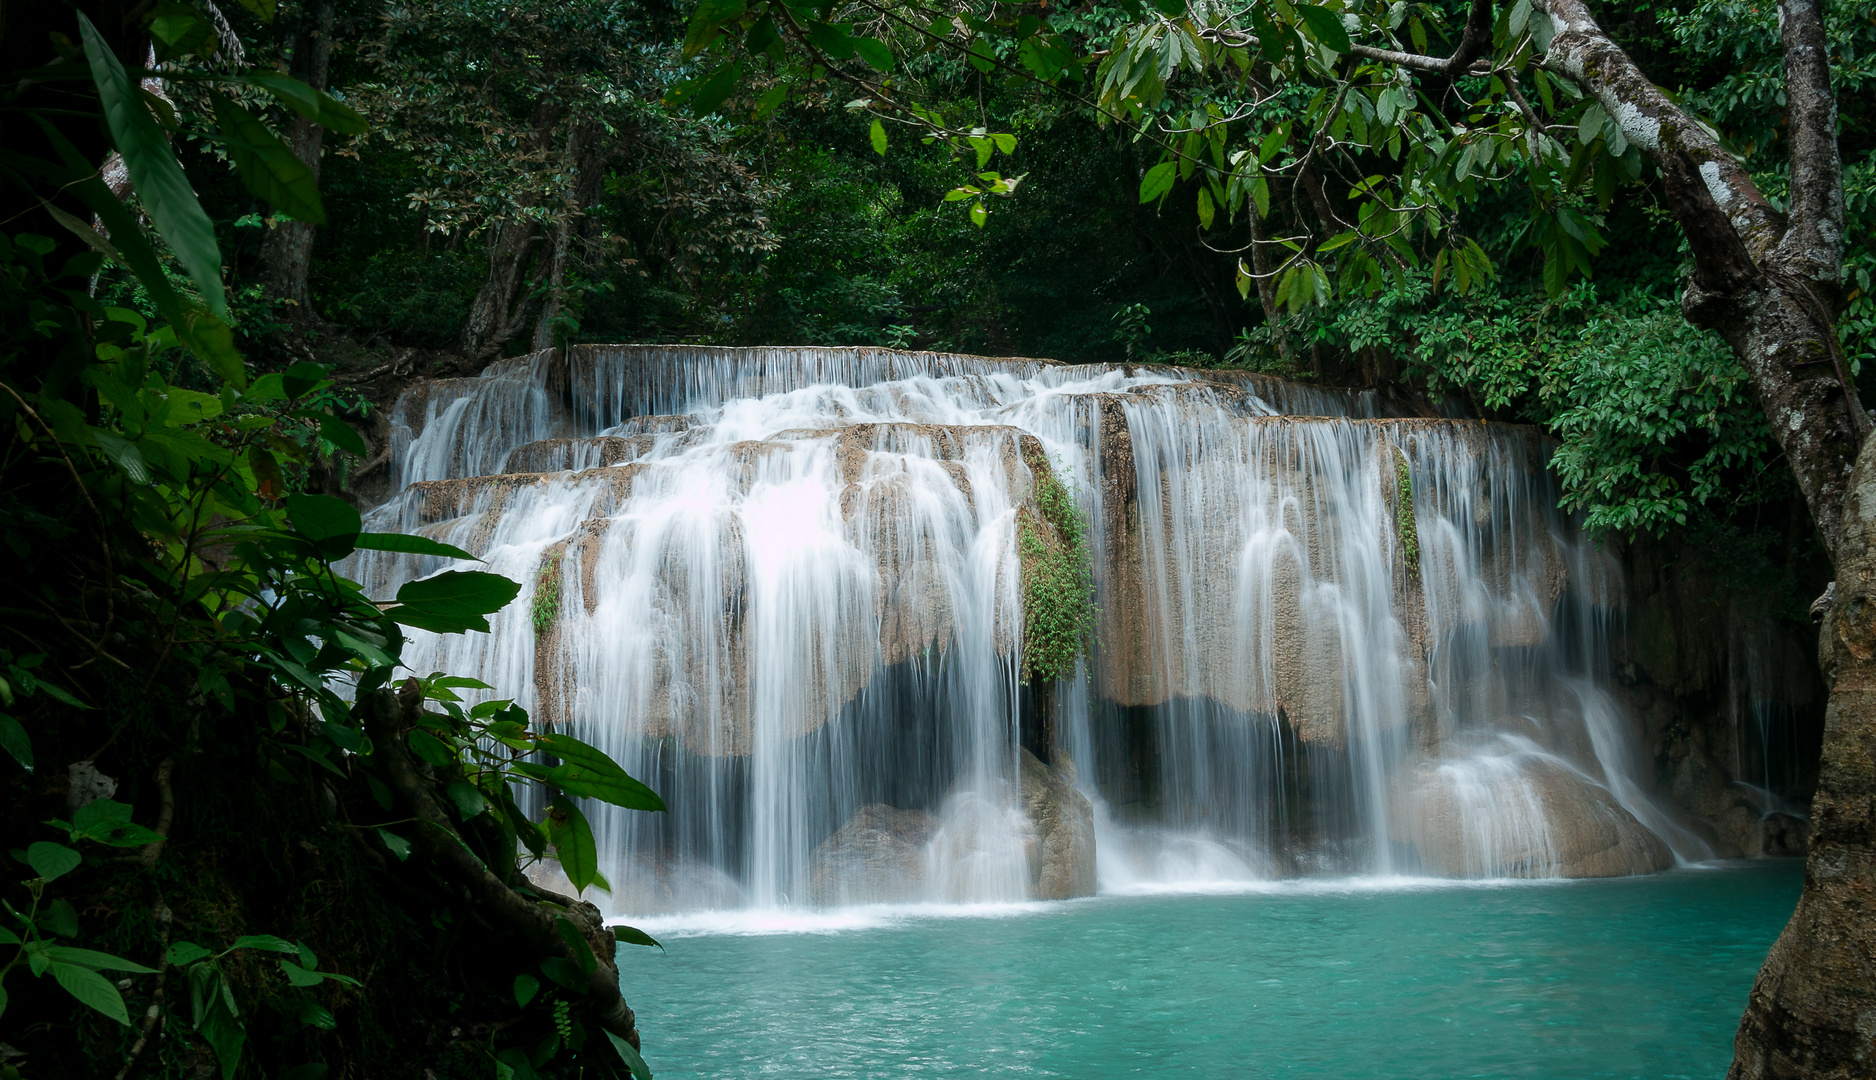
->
1395, 754, 1673, 878
808, 804, 939, 906
1019, 749, 1097, 899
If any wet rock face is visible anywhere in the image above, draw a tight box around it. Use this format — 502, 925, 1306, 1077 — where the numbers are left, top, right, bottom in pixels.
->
1019, 749, 1096, 899
1394, 755, 1673, 878
807, 804, 938, 906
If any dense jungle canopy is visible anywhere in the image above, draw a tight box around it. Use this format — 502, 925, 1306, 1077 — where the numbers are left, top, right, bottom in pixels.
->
0, 0, 1869, 1076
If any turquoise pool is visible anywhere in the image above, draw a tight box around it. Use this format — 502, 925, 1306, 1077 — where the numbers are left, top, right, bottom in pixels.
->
621, 862, 1802, 1079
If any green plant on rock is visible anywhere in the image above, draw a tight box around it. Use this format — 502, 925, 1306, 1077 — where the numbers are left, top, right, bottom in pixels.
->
1018, 454, 1096, 685
534, 550, 565, 635
1393, 447, 1420, 580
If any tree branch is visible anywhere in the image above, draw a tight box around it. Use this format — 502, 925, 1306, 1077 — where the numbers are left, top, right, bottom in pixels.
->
1348, 0, 1493, 77
1775, 0, 1846, 288
361, 681, 641, 1050
1538, 0, 1783, 274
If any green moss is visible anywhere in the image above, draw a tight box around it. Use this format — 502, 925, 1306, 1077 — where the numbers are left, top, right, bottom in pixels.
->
1394, 447, 1420, 578
532, 550, 564, 634
1019, 452, 1096, 684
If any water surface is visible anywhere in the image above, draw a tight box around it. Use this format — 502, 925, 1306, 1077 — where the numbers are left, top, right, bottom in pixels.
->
623, 861, 1801, 1079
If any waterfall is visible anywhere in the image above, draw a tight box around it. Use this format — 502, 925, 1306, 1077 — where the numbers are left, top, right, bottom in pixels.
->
348, 345, 1705, 915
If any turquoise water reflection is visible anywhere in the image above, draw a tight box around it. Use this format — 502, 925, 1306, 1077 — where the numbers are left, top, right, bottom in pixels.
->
624, 862, 1801, 1079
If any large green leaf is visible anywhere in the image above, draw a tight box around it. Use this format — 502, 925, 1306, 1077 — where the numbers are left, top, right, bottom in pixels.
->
353, 532, 478, 562
1295, 5, 1353, 54
536, 734, 666, 812
20, 122, 244, 384
51, 961, 131, 1025
605, 1029, 655, 1080
210, 93, 325, 224
1138, 160, 1176, 204
42, 946, 158, 973
612, 925, 664, 951
547, 797, 601, 895
390, 571, 521, 633
0, 715, 32, 772
284, 493, 362, 559
78, 12, 227, 321
26, 841, 81, 881
198, 993, 247, 1080
166, 942, 214, 966
230, 934, 300, 955
554, 916, 597, 975
69, 798, 163, 847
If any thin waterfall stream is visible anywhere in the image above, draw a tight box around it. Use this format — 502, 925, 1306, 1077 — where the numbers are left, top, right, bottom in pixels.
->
346, 344, 1713, 917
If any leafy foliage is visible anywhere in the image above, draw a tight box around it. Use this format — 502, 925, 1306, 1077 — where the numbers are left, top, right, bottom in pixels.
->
1, 4, 663, 1075
1018, 453, 1096, 684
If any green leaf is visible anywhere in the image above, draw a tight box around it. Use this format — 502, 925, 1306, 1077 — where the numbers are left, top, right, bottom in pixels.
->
210, 93, 325, 225
1196, 187, 1215, 230
79, 13, 227, 321
547, 797, 602, 895
612, 925, 664, 951
43, 899, 79, 937
852, 36, 893, 72
688, 61, 742, 116
198, 992, 247, 1080
52, 961, 131, 1025
407, 729, 453, 767
284, 493, 362, 546
1295, 5, 1352, 54
869, 119, 887, 157
555, 916, 598, 976
317, 415, 368, 458
514, 973, 540, 1007
538, 956, 586, 992
391, 571, 521, 633
43, 945, 158, 973
1138, 161, 1176, 204
241, 72, 366, 135
279, 959, 324, 987
536, 734, 666, 811
69, 799, 161, 846
27, 841, 81, 882
282, 362, 328, 400
166, 942, 214, 966
606, 1029, 655, 1080
234, 0, 277, 21
377, 829, 411, 861
230, 935, 300, 955
26, 125, 238, 380
446, 780, 488, 820
0, 716, 32, 772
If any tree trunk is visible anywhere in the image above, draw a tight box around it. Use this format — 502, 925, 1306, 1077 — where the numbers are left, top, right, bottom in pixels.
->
459, 218, 543, 361
1529, 1, 1870, 1075
530, 123, 611, 352
260, 0, 336, 321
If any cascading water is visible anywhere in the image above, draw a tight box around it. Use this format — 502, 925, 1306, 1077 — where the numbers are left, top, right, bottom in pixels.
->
348, 345, 1708, 915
